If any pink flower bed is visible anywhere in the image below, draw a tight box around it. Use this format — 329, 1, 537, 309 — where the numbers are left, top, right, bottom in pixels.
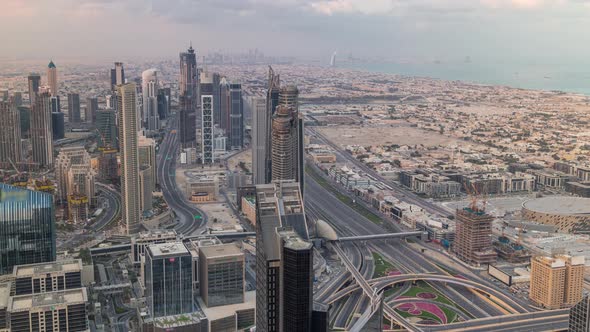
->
395, 302, 447, 324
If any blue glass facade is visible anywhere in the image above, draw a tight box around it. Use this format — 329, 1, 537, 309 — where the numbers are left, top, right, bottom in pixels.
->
0, 183, 55, 275
145, 246, 193, 318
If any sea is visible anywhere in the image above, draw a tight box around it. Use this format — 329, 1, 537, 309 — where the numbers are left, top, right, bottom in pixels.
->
342, 59, 590, 96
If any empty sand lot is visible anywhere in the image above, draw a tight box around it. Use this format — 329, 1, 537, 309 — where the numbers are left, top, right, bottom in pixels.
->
318, 124, 462, 148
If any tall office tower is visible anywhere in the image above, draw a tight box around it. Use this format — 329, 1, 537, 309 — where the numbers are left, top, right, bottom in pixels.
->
278, 86, 305, 193
27, 73, 41, 105
139, 134, 157, 190
271, 106, 299, 182
47, 60, 58, 96
85, 97, 98, 124
118, 83, 141, 235
570, 295, 590, 332
30, 92, 54, 168
0, 183, 56, 275
530, 255, 585, 309
452, 208, 497, 266
67, 93, 81, 123
179, 45, 198, 148
211, 73, 221, 127
199, 243, 245, 308
263, 67, 281, 184
229, 83, 244, 150
218, 78, 231, 133
157, 88, 170, 120
52, 112, 65, 140
50, 95, 61, 112
201, 93, 214, 164
142, 69, 160, 131
145, 242, 193, 318
110, 62, 125, 91
1, 90, 8, 101
255, 181, 311, 332
0, 97, 23, 167
251, 97, 267, 185
13, 259, 83, 295
14, 92, 23, 106
96, 110, 118, 150
8, 288, 88, 332
135, 82, 143, 131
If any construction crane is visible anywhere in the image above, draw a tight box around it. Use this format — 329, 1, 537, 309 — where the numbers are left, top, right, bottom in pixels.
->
463, 181, 488, 212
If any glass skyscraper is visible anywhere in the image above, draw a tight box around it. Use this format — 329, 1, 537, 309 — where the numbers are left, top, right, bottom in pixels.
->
0, 183, 55, 275
144, 242, 193, 318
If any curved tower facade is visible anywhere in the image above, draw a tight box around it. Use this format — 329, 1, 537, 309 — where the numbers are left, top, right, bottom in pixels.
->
271, 106, 296, 181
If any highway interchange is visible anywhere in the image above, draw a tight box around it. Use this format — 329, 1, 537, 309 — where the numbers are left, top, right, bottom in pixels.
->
304, 128, 570, 331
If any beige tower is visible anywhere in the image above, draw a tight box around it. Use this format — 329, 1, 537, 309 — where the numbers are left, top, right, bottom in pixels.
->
118, 83, 141, 235
48, 60, 58, 96
30, 92, 53, 168
530, 255, 585, 309
271, 105, 297, 181
0, 97, 22, 167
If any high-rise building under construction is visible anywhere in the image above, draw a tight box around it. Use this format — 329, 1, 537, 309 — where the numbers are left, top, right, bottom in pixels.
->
452, 208, 497, 266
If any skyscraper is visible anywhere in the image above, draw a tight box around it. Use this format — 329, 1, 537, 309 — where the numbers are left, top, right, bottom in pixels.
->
142, 69, 160, 131
67, 93, 81, 123
229, 83, 244, 150
251, 97, 267, 185
0, 97, 23, 167
570, 295, 590, 332
179, 45, 198, 148
27, 73, 40, 105
157, 88, 170, 120
96, 110, 118, 150
271, 105, 300, 182
145, 242, 193, 318
118, 83, 141, 235
111, 62, 125, 91
30, 92, 53, 168
47, 60, 58, 96
50, 95, 61, 113
278, 86, 305, 192
530, 255, 585, 309
452, 207, 497, 266
0, 183, 56, 275
201, 93, 214, 164
52, 112, 65, 140
263, 67, 282, 184
255, 181, 311, 332
85, 97, 98, 124
218, 78, 230, 134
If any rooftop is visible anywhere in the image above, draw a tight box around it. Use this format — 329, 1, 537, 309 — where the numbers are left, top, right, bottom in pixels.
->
148, 242, 189, 257
199, 290, 255, 322
9, 288, 87, 312
14, 259, 82, 277
199, 243, 243, 259
523, 196, 590, 215
0, 282, 10, 309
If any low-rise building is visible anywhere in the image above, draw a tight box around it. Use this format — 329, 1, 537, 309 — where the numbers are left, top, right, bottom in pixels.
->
13, 259, 83, 295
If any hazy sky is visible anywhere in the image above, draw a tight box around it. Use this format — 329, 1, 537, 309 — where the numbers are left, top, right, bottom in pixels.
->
2, 0, 590, 61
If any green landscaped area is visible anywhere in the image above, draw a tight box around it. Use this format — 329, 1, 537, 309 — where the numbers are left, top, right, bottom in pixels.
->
394, 282, 470, 324
372, 252, 396, 278
305, 165, 383, 224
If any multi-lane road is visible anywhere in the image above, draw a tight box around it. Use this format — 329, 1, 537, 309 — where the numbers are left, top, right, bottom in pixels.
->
157, 113, 207, 235
308, 127, 452, 218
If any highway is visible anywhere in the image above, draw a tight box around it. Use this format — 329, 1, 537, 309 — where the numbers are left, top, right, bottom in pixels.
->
90, 182, 121, 232
305, 172, 533, 329
308, 127, 452, 218
157, 113, 207, 235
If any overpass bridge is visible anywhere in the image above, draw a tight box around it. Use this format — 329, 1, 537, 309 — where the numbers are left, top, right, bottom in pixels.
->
338, 231, 427, 242
330, 243, 564, 332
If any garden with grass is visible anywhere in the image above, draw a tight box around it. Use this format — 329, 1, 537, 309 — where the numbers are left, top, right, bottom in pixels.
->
391, 282, 469, 325
372, 252, 400, 278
